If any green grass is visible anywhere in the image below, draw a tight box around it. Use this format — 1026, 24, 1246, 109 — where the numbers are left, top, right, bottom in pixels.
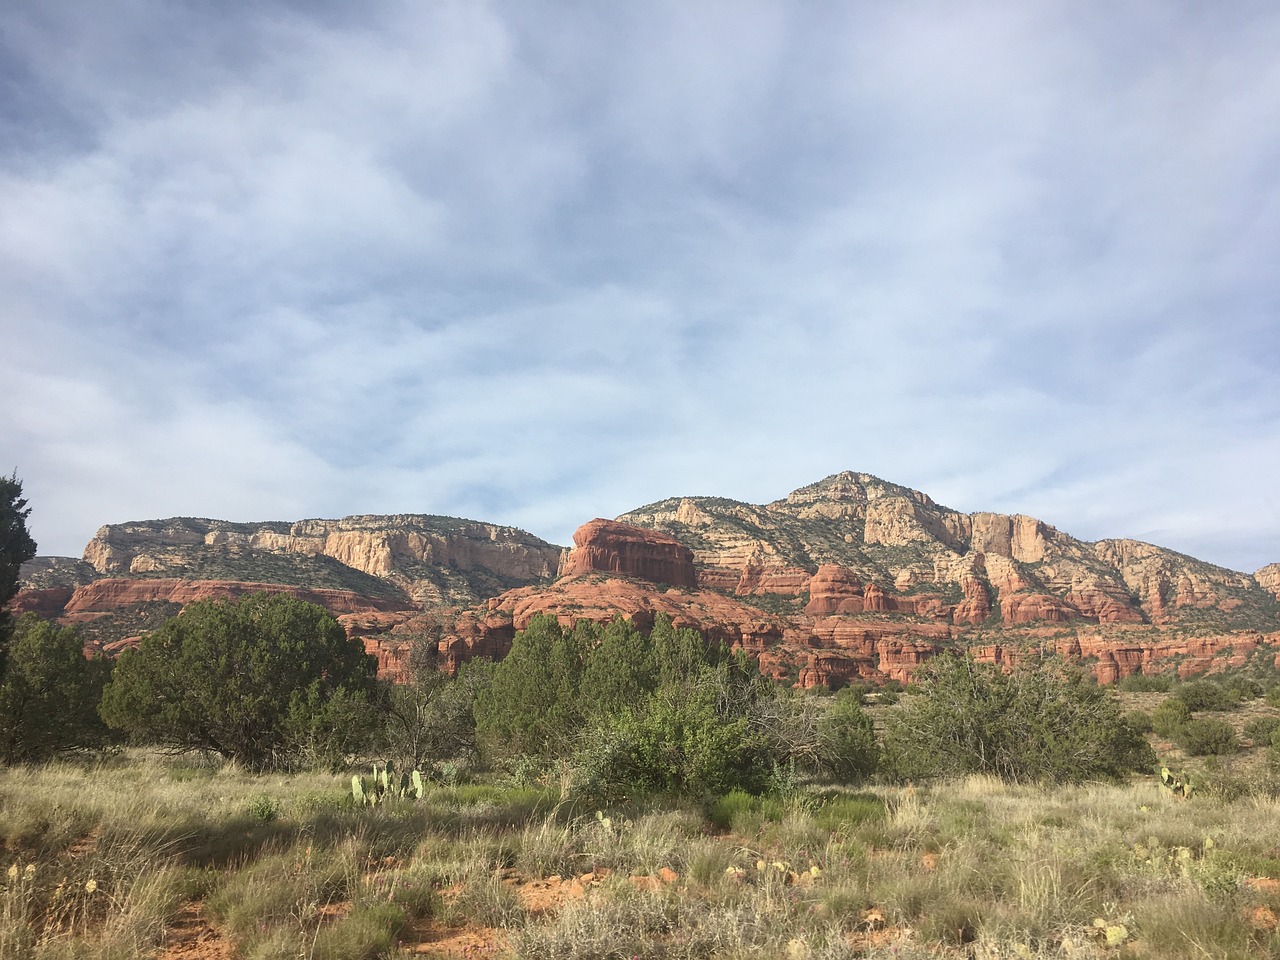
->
2, 753, 1280, 958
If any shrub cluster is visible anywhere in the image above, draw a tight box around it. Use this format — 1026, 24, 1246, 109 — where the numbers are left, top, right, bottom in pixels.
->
0, 614, 113, 763
100, 592, 382, 770
881, 653, 1154, 784
471, 614, 854, 801
1147, 681, 1244, 756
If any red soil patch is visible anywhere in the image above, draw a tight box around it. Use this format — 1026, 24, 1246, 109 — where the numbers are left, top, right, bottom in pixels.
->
156, 901, 234, 960
402, 923, 506, 956
1249, 905, 1279, 932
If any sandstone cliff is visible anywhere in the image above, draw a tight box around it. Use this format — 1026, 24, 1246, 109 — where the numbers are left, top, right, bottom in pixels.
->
620, 471, 1279, 633
557, 519, 697, 588
1256, 563, 1280, 602
13, 515, 562, 654
78, 514, 562, 606
11, 473, 1280, 691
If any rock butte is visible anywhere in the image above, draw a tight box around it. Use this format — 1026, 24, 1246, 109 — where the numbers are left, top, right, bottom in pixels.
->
12, 472, 1280, 687
557, 518, 697, 588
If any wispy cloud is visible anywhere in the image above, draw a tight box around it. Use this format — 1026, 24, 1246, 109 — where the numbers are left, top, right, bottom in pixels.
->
3, 0, 1278, 573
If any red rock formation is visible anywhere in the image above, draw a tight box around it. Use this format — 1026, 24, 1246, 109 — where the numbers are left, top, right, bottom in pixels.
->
63, 578, 412, 617
558, 520, 697, 588
999, 593, 1078, 624
362, 637, 415, 684
952, 575, 992, 625
694, 567, 744, 591
1063, 584, 1145, 624
804, 565, 866, 616
800, 615, 949, 685
7, 587, 74, 619
802, 565, 947, 620
734, 563, 811, 596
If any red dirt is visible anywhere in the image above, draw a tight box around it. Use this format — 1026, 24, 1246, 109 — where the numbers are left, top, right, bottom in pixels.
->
156, 901, 234, 960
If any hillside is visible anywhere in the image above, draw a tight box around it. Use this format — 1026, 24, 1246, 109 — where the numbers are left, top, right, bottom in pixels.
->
619, 471, 1280, 633
12, 471, 1280, 687
14, 514, 564, 650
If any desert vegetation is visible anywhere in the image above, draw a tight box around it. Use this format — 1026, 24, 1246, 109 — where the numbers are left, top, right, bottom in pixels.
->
2, 751, 1280, 958
3, 484, 1280, 956
1, 599, 1278, 957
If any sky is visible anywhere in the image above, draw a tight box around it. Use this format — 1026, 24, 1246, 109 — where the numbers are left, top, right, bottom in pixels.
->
2, 1, 1278, 574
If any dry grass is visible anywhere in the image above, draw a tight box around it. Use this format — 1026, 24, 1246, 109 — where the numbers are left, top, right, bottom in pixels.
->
2, 751, 1280, 958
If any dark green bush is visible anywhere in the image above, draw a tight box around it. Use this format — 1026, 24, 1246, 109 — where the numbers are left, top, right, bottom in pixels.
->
1173, 680, 1237, 712
474, 614, 592, 758
1151, 698, 1192, 737
0, 614, 113, 763
881, 654, 1153, 784
815, 692, 879, 783
571, 688, 776, 802
1116, 673, 1173, 693
1125, 709, 1154, 734
100, 592, 380, 770
1242, 715, 1280, 747
1175, 718, 1239, 756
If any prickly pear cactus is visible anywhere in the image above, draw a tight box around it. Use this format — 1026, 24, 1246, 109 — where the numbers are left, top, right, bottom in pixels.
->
1160, 765, 1193, 799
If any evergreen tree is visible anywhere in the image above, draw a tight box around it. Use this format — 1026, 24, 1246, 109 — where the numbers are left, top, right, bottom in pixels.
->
474, 614, 576, 757
882, 653, 1153, 783
579, 617, 657, 718
0, 614, 112, 764
0, 473, 38, 676
816, 687, 880, 783
100, 592, 380, 769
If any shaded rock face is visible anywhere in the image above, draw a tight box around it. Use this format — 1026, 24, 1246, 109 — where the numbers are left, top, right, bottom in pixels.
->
8, 587, 75, 619
61, 579, 412, 618
558, 519, 697, 588
13, 514, 561, 657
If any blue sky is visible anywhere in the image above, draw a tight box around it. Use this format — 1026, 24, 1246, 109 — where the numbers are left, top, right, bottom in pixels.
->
3, 1, 1278, 573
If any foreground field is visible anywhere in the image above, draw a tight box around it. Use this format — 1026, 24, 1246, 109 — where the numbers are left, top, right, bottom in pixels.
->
2, 754, 1279, 959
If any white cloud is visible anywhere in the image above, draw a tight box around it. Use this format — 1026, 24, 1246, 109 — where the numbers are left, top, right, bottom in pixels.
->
2, 0, 1278, 573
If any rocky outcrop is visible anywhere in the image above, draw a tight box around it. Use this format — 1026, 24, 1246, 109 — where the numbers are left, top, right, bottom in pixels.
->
733, 561, 811, 596
12, 471, 1280, 691
966, 513, 1053, 563
558, 520, 697, 588
999, 593, 1078, 624
8, 587, 75, 619
81, 515, 562, 606
1093, 539, 1260, 624
1257, 564, 1280, 602
620, 471, 1276, 633
804, 565, 867, 616
16, 557, 100, 591
801, 564, 943, 618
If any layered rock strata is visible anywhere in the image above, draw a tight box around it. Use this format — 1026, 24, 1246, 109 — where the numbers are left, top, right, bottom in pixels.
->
11, 473, 1280, 691
557, 519, 697, 588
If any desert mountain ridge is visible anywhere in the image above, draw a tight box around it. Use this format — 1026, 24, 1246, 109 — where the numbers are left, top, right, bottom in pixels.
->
12, 471, 1280, 687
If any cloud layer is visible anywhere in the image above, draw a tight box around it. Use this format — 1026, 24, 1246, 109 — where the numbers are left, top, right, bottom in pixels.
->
3, 0, 1278, 572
